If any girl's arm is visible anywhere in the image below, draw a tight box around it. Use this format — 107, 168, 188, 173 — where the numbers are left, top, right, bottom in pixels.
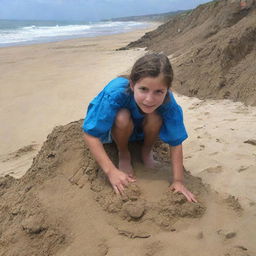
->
83, 132, 135, 195
169, 144, 197, 203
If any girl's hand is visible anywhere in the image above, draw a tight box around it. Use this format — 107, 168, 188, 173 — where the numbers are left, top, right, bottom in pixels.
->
170, 181, 198, 203
107, 169, 135, 195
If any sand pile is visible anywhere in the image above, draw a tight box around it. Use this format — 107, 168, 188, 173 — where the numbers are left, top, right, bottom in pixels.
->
0, 120, 206, 255
122, 0, 256, 105
0, 120, 253, 256
1, 120, 255, 255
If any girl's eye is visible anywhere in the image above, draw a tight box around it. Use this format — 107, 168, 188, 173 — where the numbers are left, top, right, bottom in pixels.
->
139, 87, 148, 91
156, 90, 164, 94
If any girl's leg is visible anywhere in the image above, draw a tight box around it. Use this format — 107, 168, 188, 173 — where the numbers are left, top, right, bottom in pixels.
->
142, 111, 162, 168
112, 109, 134, 177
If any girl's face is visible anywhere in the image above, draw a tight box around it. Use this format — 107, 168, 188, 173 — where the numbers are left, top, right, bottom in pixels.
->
130, 75, 168, 114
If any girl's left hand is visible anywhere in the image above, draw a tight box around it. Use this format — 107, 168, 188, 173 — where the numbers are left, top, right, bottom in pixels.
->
170, 181, 198, 203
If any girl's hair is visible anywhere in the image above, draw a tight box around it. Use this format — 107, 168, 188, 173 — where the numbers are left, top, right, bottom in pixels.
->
121, 53, 174, 103
129, 53, 173, 88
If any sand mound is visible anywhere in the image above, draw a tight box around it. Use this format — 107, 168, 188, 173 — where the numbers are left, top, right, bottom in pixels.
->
1, 120, 255, 255
0, 174, 66, 256
0, 120, 207, 255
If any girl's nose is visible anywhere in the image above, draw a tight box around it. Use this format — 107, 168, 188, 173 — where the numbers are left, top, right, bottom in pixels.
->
145, 93, 154, 103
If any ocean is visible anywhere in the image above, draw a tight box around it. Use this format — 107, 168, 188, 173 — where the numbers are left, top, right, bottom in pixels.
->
0, 19, 150, 47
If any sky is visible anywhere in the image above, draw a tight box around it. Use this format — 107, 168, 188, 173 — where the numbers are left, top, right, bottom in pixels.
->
0, 0, 212, 21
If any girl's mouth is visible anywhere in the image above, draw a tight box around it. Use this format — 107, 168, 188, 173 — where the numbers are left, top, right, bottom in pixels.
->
142, 104, 155, 108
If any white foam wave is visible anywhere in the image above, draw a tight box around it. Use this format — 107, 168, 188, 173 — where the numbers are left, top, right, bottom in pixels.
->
0, 21, 149, 46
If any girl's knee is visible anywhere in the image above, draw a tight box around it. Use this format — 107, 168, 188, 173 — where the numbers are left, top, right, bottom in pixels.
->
114, 109, 133, 129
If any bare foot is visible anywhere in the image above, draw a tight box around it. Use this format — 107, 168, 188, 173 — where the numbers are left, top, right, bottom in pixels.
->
118, 151, 135, 178
141, 147, 157, 169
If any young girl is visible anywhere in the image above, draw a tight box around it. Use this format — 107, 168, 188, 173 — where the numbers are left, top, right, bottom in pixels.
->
83, 53, 197, 203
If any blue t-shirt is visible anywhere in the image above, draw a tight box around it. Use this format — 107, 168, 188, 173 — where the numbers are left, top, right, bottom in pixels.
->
82, 77, 188, 146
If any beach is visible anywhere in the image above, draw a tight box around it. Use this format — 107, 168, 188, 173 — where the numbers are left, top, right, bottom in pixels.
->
0, 27, 155, 177
1, 24, 256, 256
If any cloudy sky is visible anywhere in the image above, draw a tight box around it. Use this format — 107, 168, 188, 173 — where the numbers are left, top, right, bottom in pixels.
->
0, 0, 212, 21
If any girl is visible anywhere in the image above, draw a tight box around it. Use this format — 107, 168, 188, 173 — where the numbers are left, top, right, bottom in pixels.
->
83, 53, 197, 203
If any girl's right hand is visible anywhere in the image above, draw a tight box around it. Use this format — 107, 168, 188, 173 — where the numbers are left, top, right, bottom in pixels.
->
107, 169, 135, 195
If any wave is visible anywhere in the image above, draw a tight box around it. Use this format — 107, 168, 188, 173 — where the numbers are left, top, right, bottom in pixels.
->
0, 21, 149, 46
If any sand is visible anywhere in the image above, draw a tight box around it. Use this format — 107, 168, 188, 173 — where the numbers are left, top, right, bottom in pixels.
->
0, 27, 155, 177
124, 1, 256, 106
1, 25, 256, 256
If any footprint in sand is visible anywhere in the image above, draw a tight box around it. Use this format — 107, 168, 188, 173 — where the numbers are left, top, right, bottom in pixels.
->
224, 246, 252, 256
249, 201, 256, 207
244, 139, 256, 146
197, 231, 204, 239
199, 145, 205, 151
223, 118, 237, 121
217, 229, 237, 239
209, 152, 218, 156
144, 240, 163, 256
195, 126, 204, 131
237, 166, 250, 173
203, 131, 212, 138
223, 195, 243, 213
201, 166, 223, 174
97, 241, 109, 256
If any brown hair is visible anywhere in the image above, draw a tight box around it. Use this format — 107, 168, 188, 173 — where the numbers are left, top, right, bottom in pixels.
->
129, 53, 173, 88
121, 53, 174, 102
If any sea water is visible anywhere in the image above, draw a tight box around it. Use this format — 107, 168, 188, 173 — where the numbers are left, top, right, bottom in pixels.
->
0, 19, 150, 47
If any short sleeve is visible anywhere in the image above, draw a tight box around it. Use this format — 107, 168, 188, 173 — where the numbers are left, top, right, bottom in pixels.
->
159, 93, 188, 146
82, 92, 122, 138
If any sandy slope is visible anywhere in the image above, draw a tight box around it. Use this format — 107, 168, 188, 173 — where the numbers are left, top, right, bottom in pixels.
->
125, 0, 256, 106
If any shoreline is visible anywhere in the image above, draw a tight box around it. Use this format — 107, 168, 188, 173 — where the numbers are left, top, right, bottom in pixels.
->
0, 22, 161, 49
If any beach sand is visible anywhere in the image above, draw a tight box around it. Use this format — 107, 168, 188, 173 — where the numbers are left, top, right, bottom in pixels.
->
1, 25, 256, 256
0, 27, 154, 177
